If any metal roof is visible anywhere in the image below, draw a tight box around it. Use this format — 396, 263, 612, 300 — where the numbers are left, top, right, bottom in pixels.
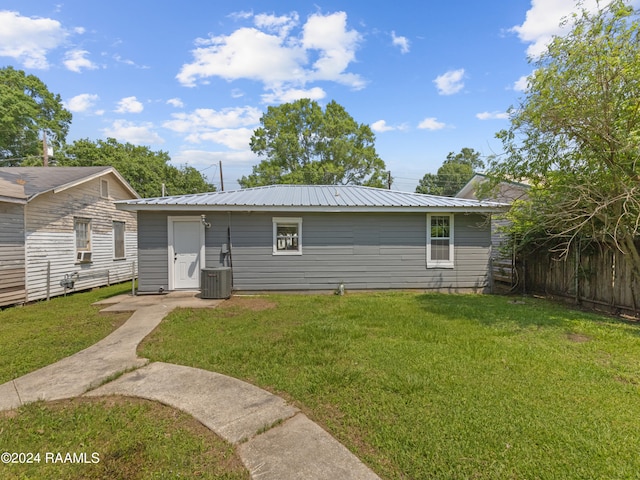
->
116, 184, 508, 213
0, 166, 139, 202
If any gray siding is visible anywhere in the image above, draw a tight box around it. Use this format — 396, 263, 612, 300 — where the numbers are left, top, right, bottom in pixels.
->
137, 212, 170, 293
138, 211, 491, 293
227, 212, 490, 291
0, 202, 26, 306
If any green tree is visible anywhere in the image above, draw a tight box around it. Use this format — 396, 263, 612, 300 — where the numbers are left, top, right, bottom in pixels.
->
488, 0, 640, 278
240, 99, 388, 187
416, 148, 484, 196
0, 66, 72, 165
59, 138, 214, 197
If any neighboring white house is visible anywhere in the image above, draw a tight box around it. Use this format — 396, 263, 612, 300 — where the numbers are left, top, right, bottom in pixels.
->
456, 174, 529, 287
456, 173, 530, 204
0, 166, 139, 307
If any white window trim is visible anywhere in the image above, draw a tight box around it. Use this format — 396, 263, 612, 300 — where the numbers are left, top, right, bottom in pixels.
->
113, 221, 126, 260
167, 216, 206, 291
74, 217, 92, 252
75, 217, 92, 264
426, 213, 454, 269
272, 217, 302, 256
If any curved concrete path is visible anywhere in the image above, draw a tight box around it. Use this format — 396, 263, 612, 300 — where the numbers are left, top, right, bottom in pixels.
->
0, 292, 380, 480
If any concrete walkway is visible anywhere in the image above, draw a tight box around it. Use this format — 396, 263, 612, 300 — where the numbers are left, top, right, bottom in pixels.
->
0, 292, 380, 480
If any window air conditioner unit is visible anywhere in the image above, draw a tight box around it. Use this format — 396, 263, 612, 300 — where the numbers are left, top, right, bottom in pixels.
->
77, 251, 92, 263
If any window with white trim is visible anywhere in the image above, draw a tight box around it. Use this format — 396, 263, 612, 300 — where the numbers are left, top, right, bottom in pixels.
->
427, 214, 454, 268
75, 217, 92, 263
273, 217, 302, 255
113, 221, 126, 259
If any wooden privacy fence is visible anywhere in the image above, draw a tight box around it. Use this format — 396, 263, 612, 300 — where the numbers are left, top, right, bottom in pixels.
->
519, 241, 639, 317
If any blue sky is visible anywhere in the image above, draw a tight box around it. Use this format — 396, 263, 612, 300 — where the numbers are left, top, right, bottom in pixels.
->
0, 0, 611, 192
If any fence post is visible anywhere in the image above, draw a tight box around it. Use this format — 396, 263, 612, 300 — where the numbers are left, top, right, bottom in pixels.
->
489, 256, 493, 293
574, 240, 580, 305
612, 250, 616, 308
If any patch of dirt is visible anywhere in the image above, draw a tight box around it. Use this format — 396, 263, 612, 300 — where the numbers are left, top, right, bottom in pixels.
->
566, 332, 591, 343
614, 375, 640, 385
218, 296, 277, 312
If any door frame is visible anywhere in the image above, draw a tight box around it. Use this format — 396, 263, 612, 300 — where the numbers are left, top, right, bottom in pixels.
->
167, 216, 206, 290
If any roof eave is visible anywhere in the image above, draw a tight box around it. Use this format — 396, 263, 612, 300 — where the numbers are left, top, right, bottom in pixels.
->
0, 196, 27, 205
115, 203, 508, 214
53, 167, 140, 199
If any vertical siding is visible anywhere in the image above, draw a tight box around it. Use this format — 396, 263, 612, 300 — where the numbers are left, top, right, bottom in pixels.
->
24, 173, 138, 302
206, 212, 491, 292
0, 202, 26, 306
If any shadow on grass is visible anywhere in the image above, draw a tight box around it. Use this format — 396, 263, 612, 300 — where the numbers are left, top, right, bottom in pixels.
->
413, 292, 639, 332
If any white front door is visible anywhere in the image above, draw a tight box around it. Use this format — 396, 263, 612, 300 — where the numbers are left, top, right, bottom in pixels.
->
169, 217, 205, 290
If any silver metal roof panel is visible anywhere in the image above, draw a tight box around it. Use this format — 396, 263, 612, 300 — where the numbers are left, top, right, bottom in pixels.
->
116, 184, 508, 212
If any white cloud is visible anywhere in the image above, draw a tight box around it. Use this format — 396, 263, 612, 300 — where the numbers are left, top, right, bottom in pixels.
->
418, 117, 446, 130
164, 106, 262, 132
434, 69, 465, 95
261, 86, 326, 104
177, 11, 365, 92
65, 93, 99, 113
371, 120, 394, 133
189, 128, 255, 150
371, 120, 408, 133
113, 54, 149, 69
301, 12, 364, 88
167, 98, 184, 108
476, 111, 509, 120
174, 149, 258, 166
228, 10, 254, 21
513, 75, 529, 92
0, 10, 67, 69
254, 12, 299, 37
178, 27, 307, 87
510, 0, 610, 58
103, 120, 164, 145
63, 49, 97, 72
115, 96, 144, 114
391, 31, 410, 54
163, 106, 261, 150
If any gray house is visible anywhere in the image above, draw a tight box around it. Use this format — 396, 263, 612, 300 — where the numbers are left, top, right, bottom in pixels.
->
116, 185, 506, 294
0, 167, 139, 307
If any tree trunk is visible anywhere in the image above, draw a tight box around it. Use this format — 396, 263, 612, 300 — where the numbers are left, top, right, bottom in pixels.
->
622, 236, 640, 279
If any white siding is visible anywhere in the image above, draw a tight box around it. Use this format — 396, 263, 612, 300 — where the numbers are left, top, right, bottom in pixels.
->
22, 172, 138, 303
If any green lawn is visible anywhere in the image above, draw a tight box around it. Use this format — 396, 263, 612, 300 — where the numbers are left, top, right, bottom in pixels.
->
0, 283, 133, 384
0, 397, 248, 480
139, 293, 640, 480
0, 284, 249, 479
